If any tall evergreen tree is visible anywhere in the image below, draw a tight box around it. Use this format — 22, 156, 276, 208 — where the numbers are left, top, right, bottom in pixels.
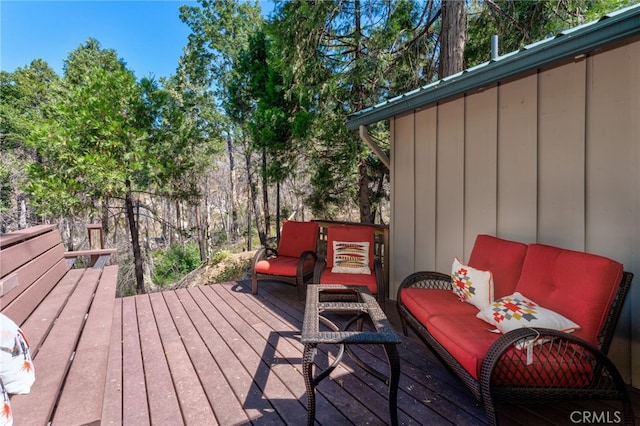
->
180, 0, 267, 242
0, 60, 59, 228
270, 0, 441, 223
26, 38, 209, 294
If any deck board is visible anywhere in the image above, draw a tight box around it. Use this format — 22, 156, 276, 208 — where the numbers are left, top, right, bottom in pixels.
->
109, 279, 640, 426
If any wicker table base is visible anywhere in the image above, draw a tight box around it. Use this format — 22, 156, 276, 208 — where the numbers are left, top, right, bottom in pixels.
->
301, 284, 401, 426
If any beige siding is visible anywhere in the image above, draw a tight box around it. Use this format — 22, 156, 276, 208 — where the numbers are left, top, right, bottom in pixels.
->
585, 41, 640, 385
538, 59, 586, 249
389, 39, 640, 385
497, 74, 538, 242
464, 88, 498, 257
414, 108, 437, 271
435, 98, 465, 272
391, 113, 416, 298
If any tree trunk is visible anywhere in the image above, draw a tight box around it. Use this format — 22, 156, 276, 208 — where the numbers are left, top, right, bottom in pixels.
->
246, 184, 252, 251
195, 202, 206, 262
261, 146, 271, 241
175, 200, 182, 243
227, 134, 239, 243
353, 0, 373, 224
358, 159, 373, 224
439, 0, 466, 78
125, 188, 145, 294
276, 181, 281, 242
101, 199, 109, 238
244, 138, 265, 246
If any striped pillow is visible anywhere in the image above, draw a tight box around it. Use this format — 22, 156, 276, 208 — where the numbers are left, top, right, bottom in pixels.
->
331, 241, 371, 274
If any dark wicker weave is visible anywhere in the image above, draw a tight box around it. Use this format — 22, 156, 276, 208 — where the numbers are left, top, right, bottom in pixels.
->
302, 285, 401, 426
396, 270, 635, 425
251, 246, 317, 300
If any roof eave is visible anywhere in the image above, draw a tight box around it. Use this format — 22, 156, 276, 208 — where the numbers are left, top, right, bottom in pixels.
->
346, 6, 640, 130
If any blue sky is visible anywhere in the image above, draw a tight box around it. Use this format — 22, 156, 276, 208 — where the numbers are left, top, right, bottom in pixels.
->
1, 0, 274, 79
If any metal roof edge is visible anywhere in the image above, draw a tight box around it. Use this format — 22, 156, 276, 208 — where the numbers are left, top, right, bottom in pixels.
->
346, 4, 640, 130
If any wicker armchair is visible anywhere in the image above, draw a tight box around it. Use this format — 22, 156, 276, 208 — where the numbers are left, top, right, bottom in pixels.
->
252, 221, 318, 300
312, 224, 385, 306
397, 269, 635, 425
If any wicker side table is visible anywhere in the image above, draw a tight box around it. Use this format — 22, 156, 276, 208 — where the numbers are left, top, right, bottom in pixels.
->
301, 284, 401, 426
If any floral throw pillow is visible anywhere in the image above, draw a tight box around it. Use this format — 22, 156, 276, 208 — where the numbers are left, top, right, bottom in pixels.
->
451, 257, 494, 310
0, 313, 35, 396
0, 379, 11, 426
476, 292, 580, 334
331, 241, 371, 274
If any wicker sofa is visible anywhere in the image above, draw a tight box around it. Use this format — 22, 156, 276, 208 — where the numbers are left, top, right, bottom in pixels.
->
397, 235, 635, 425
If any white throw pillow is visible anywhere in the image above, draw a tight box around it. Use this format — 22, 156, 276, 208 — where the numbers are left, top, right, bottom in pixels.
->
0, 313, 35, 395
476, 292, 580, 334
451, 257, 494, 310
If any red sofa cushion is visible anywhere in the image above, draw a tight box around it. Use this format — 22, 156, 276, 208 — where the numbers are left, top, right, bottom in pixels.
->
401, 288, 479, 322
468, 235, 528, 299
276, 221, 319, 258
514, 244, 623, 346
255, 256, 315, 276
425, 314, 499, 379
326, 225, 375, 270
319, 270, 378, 294
423, 312, 595, 386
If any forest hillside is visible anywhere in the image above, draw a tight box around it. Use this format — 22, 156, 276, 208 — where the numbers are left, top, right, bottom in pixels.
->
2, 0, 634, 294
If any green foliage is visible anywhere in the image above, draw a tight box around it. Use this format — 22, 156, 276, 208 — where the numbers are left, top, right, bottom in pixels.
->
0, 167, 12, 212
269, 0, 440, 221
465, 0, 638, 68
232, 29, 308, 186
211, 249, 230, 264
152, 242, 202, 286
0, 60, 60, 222
26, 57, 148, 216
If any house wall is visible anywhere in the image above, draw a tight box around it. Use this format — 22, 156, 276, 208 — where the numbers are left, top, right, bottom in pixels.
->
389, 39, 640, 386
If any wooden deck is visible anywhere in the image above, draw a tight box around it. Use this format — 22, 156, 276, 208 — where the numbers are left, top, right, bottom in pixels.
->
103, 279, 640, 425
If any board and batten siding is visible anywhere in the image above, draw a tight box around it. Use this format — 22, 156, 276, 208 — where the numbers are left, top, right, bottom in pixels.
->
389, 39, 640, 385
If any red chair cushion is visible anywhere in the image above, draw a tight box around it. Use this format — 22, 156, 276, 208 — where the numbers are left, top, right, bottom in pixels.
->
276, 221, 319, 258
319, 270, 378, 295
326, 225, 375, 270
255, 256, 314, 276
514, 244, 623, 346
468, 235, 528, 299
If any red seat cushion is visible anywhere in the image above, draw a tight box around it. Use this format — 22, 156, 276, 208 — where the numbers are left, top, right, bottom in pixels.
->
276, 221, 319, 258
326, 225, 375, 270
514, 244, 623, 346
427, 313, 595, 385
425, 314, 499, 379
401, 288, 478, 322
255, 256, 314, 276
468, 235, 528, 299
319, 270, 378, 295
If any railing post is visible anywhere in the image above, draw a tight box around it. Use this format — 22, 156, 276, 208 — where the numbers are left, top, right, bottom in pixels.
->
87, 224, 104, 266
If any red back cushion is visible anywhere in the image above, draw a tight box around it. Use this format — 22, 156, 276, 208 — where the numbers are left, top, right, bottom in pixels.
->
326, 225, 375, 269
467, 235, 528, 298
276, 221, 319, 258
514, 244, 623, 346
